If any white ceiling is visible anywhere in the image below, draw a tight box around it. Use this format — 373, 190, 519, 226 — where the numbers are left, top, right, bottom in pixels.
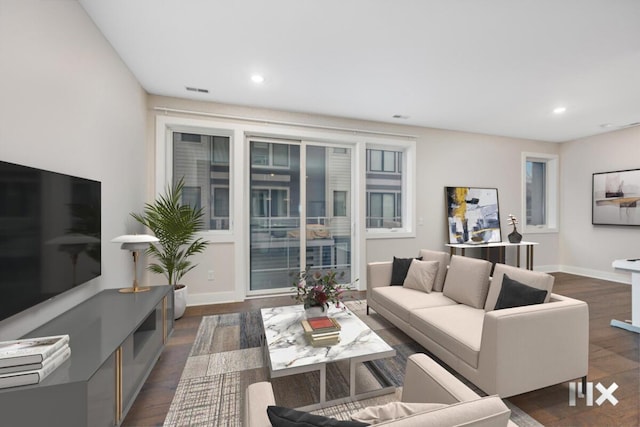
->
79, 0, 640, 142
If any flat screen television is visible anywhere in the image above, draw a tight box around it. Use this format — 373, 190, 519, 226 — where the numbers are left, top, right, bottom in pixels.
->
0, 160, 101, 322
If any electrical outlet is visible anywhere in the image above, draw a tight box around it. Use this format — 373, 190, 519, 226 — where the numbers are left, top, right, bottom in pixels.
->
207, 270, 214, 281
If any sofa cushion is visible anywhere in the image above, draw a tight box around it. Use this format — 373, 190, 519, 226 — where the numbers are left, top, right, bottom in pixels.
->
494, 274, 548, 310
350, 402, 446, 424
375, 396, 510, 427
418, 249, 451, 292
410, 305, 484, 368
442, 255, 492, 309
390, 256, 422, 285
371, 287, 457, 323
403, 260, 439, 293
485, 263, 555, 311
267, 406, 369, 426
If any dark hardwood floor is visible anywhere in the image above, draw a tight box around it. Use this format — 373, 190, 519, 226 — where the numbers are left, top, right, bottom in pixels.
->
123, 273, 639, 427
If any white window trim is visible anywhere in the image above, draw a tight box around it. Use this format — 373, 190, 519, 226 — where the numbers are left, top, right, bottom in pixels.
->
155, 115, 237, 242
365, 140, 416, 239
521, 152, 559, 234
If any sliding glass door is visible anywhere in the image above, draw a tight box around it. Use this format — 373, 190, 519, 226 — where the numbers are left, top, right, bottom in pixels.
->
249, 139, 353, 292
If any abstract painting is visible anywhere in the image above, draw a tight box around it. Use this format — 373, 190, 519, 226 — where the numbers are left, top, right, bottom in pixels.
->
593, 169, 640, 226
445, 187, 502, 244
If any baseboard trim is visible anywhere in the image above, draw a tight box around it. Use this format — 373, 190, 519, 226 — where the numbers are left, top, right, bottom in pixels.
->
555, 265, 631, 285
187, 291, 243, 307
534, 264, 561, 273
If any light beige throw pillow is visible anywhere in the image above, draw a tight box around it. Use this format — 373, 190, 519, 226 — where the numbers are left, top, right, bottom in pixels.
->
403, 259, 439, 293
442, 255, 492, 308
351, 401, 447, 424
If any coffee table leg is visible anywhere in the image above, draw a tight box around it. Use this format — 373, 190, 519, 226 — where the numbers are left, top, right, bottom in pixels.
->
320, 365, 326, 404
350, 359, 356, 396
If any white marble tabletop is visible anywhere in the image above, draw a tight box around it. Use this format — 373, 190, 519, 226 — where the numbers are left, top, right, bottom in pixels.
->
260, 304, 394, 375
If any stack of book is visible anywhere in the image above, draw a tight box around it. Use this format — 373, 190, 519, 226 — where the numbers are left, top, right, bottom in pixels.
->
301, 316, 341, 347
0, 334, 71, 389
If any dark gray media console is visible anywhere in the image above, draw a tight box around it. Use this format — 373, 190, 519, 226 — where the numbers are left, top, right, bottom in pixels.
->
0, 286, 174, 427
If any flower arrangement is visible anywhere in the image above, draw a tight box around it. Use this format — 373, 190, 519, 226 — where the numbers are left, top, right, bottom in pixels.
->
292, 268, 357, 311
507, 214, 519, 229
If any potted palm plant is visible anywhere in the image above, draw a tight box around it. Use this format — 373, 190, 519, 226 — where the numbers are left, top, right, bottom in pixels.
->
131, 178, 209, 319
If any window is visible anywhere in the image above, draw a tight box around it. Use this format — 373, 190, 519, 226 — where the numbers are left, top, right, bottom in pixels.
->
251, 188, 289, 218
522, 153, 558, 232
251, 142, 290, 168
366, 146, 407, 231
367, 149, 401, 173
333, 191, 347, 216
173, 132, 231, 230
212, 136, 229, 164
182, 186, 201, 210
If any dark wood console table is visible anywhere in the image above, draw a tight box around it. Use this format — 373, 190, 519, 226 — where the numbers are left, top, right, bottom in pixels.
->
445, 241, 538, 270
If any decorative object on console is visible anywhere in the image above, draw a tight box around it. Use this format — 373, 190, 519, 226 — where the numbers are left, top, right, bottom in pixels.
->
111, 234, 159, 293
592, 168, 640, 226
292, 268, 356, 314
507, 214, 522, 243
131, 177, 209, 319
0, 335, 71, 389
445, 187, 502, 244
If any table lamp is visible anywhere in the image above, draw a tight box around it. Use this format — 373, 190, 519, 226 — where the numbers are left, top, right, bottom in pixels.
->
111, 234, 159, 293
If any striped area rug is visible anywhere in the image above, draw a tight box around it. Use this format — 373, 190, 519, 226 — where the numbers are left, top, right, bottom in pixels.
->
163, 300, 542, 426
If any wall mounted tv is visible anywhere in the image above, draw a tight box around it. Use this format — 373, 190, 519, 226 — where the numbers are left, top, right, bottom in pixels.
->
0, 160, 101, 322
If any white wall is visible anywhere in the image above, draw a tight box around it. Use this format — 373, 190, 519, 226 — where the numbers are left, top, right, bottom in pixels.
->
0, 0, 148, 339
560, 125, 640, 283
147, 96, 561, 305
366, 127, 560, 270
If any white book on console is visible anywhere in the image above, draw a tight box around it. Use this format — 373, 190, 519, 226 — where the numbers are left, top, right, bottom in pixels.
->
0, 335, 69, 368
0, 345, 71, 389
0, 362, 45, 375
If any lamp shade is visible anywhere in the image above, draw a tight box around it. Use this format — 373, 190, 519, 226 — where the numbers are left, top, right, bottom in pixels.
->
111, 234, 159, 250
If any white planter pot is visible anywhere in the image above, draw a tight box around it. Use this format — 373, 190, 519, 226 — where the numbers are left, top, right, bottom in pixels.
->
304, 305, 326, 318
174, 285, 187, 320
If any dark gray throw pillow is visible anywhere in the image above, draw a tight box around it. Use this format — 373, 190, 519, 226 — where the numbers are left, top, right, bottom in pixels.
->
495, 274, 548, 310
390, 256, 423, 285
267, 406, 370, 427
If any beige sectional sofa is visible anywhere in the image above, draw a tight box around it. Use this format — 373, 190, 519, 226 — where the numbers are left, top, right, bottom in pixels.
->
245, 353, 517, 427
367, 250, 589, 398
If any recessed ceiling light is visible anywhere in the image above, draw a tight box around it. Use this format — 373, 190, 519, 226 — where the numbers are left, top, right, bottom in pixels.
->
600, 123, 614, 129
553, 107, 567, 114
251, 74, 265, 84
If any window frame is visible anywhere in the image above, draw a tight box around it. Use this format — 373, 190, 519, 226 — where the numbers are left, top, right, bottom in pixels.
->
156, 117, 235, 240
521, 152, 559, 234
251, 142, 291, 169
333, 190, 347, 217
365, 141, 415, 239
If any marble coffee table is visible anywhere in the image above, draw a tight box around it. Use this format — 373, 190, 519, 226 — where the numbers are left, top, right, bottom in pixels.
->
260, 303, 396, 410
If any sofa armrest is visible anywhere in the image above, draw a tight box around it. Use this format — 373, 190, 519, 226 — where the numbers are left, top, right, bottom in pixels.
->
367, 261, 393, 301
478, 294, 589, 397
401, 353, 481, 404
244, 381, 276, 427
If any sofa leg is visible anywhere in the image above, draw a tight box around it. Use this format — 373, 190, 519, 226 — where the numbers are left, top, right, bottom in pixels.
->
366, 305, 370, 315
581, 376, 587, 395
